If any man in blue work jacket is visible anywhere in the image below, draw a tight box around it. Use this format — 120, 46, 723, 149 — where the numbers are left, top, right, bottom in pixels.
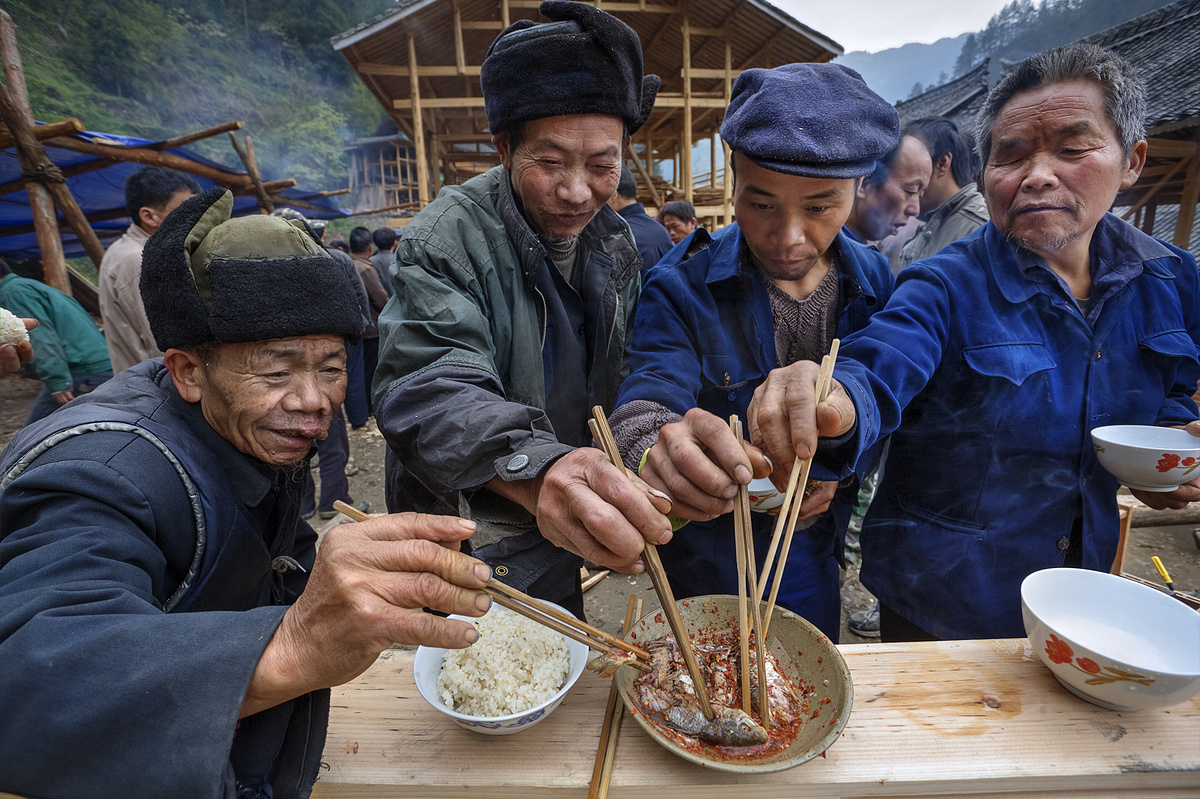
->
609, 64, 899, 639
749, 43, 1200, 642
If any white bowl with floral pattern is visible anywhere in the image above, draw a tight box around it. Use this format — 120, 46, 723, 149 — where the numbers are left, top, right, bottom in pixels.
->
1091, 425, 1199, 492
1021, 568, 1199, 711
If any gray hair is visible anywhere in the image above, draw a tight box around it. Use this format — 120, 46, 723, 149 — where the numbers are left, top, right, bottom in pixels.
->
975, 43, 1146, 165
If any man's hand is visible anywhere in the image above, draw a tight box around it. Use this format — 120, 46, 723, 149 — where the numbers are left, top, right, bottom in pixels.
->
0, 318, 36, 379
490, 448, 674, 573
1131, 420, 1200, 510
746, 360, 856, 470
241, 513, 492, 718
640, 407, 771, 521
53, 389, 75, 406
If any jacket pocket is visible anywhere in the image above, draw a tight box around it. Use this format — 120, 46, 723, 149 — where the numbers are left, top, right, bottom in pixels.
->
1138, 329, 1198, 363
962, 342, 1056, 386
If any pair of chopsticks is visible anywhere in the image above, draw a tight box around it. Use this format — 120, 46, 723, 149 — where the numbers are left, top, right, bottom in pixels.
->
589, 406, 717, 721
588, 594, 642, 799
331, 500, 651, 668
756, 338, 840, 638
731, 415, 772, 729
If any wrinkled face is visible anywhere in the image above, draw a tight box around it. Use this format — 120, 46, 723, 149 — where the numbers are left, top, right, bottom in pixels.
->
496, 114, 626, 243
855, 135, 932, 241
984, 80, 1144, 263
194, 335, 347, 467
662, 213, 697, 245
732, 151, 858, 284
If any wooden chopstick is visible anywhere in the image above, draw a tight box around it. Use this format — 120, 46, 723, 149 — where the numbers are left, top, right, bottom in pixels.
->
732, 416, 771, 729
761, 340, 840, 638
731, 415, 752, 715
484, 579, 650, 663
332, 502, 649, 665
589, 408, 717, 721
589, 594, 642, 799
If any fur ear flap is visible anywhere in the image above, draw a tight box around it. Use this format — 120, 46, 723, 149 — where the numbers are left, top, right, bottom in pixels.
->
140, 188, 230, 351
634, 75, 662, 135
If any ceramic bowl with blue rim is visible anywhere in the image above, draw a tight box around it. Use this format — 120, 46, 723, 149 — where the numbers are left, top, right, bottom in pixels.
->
413, 604, 590, 735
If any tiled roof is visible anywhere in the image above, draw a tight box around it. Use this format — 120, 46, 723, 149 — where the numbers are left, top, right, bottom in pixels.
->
895, 59, 992, 136
1082, 0, 1200, 131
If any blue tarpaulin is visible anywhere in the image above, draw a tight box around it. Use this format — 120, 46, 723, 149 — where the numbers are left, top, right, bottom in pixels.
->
1, 124, 348, 262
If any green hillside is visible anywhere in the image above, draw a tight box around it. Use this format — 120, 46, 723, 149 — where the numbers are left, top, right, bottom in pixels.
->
5, 0, 396, 190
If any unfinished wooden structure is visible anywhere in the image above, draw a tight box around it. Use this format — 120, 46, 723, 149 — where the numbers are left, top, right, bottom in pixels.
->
333, 0, 841, 227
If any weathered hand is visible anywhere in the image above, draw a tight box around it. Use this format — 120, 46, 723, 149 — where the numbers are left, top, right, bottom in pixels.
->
491, 447, 674, 573
52, 389, 75, 405
0, 318, 35, 379
242, 512, 492, 717
641, 407, 771, 521
746, 360, 856, 470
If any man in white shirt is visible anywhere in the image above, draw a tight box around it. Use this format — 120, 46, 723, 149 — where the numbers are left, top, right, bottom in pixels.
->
98, 167, 199, 372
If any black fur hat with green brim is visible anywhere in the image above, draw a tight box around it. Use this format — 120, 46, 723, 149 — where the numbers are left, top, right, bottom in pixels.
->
140, 188, 364, 351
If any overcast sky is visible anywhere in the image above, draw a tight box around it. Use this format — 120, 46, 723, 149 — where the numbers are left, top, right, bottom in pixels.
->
774, 0, 1017, 53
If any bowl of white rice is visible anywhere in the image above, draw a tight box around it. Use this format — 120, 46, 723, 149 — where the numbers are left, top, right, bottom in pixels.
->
413, 602, 589, 735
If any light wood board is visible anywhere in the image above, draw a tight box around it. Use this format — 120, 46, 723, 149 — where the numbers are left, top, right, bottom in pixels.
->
312, 639, 1200, 798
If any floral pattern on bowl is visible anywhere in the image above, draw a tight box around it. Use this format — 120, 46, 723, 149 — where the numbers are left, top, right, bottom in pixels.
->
1156, 454, 1198, 476
1044, 634, 1154, 687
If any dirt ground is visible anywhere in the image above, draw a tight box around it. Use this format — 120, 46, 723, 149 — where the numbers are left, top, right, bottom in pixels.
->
2, 371, 1196, 644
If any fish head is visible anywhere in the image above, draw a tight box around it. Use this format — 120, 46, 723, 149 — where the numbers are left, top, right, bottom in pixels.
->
705, 706, 769, 747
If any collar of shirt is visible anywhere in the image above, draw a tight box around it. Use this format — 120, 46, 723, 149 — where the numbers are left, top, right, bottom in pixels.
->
1007, 214, 1178, 322
164, 374, 289, 511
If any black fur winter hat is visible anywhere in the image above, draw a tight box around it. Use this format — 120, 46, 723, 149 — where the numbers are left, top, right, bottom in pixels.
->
140, 188, 364, 351
480, 0, 660, 136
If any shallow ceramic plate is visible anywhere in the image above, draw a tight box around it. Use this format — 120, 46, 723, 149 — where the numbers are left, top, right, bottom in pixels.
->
614, 594, 852, 773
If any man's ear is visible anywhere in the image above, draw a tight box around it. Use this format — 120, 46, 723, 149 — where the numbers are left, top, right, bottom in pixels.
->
855, 176, 869, 200
1122, 139, 1148, 189
137, 205, 161, 231
936, 153, 953, 179
164, 348, 206, 403
493, 131, 512, 169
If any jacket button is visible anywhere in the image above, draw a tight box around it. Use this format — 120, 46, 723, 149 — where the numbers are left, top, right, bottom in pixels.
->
1094, 350, 1103, 361
1057, 536, 1070, 551
728, 391, 736, 401
507, 454, 530, 472
495, 565, 509, 577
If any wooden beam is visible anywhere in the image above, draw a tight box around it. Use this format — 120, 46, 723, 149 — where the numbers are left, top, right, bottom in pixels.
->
626, 143, 660, 207
723, 30, 732, 225
509, 0, 680, 10
1147, 137, 1200, 160
1172, 148, 1198, 249
1122, 158, 1188, 221
149, 120, 242, 151
453, 0, 467, 75
227, 133, 274, 213
407, 30, 430, 206
396, 96, 487, 109
0, 11, 104, 281
682, 5, 693, 203
360, 62, 482, 78
649, 96, 728, 108
0, 117, 84, 149
461, 20, 503, 30
43, 136, 250, 186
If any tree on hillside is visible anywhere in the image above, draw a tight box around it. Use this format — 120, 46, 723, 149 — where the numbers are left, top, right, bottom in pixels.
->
952, 0, 1178, 77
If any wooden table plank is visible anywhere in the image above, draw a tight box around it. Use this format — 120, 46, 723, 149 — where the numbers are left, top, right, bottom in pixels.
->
313, 640, 1199, 798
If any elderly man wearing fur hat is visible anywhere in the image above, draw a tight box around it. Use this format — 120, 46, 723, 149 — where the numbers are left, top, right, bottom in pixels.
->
373, 1, 668, 617
0, 190, 494, 798
608, 63, 900, 640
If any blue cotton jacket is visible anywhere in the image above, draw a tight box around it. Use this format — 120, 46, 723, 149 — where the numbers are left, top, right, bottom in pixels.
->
834, 215, 1200, 640
615, 223, 894, 636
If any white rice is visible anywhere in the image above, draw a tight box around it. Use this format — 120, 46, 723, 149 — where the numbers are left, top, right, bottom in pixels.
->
436, 604, 571, 717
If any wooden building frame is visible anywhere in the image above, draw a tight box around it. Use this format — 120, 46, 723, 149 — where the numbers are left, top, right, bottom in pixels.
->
333, 0, 841, 228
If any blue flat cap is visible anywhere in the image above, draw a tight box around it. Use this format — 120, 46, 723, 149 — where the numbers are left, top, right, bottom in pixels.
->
720, 63, 899, 179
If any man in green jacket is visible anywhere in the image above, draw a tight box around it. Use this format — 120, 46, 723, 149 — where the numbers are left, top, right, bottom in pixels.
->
0, 259, 111, 423
373, 1, 670, 615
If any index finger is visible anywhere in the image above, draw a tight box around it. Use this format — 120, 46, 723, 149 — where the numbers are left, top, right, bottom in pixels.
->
355, 512, 479, 544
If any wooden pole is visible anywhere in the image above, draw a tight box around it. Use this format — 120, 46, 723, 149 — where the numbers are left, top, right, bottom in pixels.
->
1172, 135, 1199, 248
681, 6, 693, 204
0, 116, 85, 149
0, 10, 98, 286
627, 143, 661, 207
723, 31, 733, 226
43, 136, 252, 187
149, 120, 242, 151
407, 30, 430, 206
227, 133, 274, 213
